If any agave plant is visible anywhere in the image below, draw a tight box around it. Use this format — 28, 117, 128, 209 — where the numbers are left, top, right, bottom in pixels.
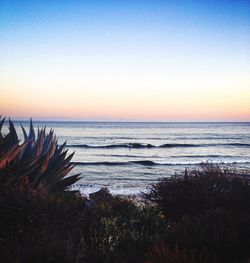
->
0, 116, 80, 193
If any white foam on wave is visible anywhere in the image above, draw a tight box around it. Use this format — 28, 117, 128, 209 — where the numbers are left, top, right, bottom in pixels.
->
69, 184, 147, 197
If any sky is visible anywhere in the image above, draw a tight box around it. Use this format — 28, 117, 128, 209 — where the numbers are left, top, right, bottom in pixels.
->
0, 0, 250, 121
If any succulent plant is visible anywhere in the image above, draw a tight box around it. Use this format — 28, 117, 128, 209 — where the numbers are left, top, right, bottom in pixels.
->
0, 116, 80, 193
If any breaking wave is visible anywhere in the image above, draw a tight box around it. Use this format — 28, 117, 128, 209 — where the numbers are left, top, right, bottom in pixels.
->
73, 160, 250, 167
67, 142, 250, 149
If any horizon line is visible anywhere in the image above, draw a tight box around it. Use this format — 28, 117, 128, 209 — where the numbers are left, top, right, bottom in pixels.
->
9, 119, 250, 124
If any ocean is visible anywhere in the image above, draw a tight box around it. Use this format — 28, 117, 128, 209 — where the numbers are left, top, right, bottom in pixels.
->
9, 121, 250, 195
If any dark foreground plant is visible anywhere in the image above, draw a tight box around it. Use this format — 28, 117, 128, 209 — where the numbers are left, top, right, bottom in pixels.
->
0, 185, 166, 263
144, 165, 250, 263
1, 116, 250, 263
144, 164, 250, 221
82, 188, 167, 263
146, 209, 250, 263
0, 117, 85, 262
0, 183, 87, 263
0, 117, 80, 194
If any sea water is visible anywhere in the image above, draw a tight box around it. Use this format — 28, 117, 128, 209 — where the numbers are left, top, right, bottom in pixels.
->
9, 121, 250, 195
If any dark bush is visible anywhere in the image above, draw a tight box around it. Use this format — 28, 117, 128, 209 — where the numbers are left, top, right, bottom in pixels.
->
146, 208, 250, 263
82, 189, 167, 263
144, 165, 250, 221
144, 165, 250, 263
0, 185, 87, 263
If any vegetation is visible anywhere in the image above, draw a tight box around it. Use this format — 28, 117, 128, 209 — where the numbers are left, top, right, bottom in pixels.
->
0, 117, 80, 194
81, 189, 167, 263
144, 166, 250, 263
0, 185, 86, 262
144, 165, 250, 220
0, 117, 250, 262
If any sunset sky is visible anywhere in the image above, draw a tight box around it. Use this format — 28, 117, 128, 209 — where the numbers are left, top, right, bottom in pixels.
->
0, 0, 249, 121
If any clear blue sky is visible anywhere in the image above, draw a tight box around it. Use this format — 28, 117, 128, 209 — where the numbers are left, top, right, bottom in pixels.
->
0, 0, 250, 121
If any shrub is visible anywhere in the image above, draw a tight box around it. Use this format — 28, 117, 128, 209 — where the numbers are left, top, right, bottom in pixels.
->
0, 185, 87, 262
146, 208, 250, 263
143, 165, 250, 221
144, 165, 250, 263
82, 188, 167, 263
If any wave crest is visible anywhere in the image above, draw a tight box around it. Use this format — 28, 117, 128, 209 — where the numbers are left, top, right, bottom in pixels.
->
73, 160, 250, 167
66, 142, 250, 149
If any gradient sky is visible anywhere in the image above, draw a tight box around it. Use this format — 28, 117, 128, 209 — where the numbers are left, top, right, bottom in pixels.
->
0, 0, 250, 121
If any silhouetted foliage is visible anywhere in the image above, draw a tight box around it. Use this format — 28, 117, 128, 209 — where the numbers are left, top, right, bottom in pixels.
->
0, 117, 80, 194
0, 185, 87, 262
1, 116, 250, 262
143, 165, 250, 220
82, 188, 167, 263
146, 208, 250, 263
144, 165, 250, 263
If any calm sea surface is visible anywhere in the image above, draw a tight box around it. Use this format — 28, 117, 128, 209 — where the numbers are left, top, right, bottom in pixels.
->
8, 122, 250, 195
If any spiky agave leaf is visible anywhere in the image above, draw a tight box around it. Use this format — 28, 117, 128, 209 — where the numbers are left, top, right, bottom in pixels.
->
0, 117, 81, 194
0, 117, 6, 142
0, 117, 5, 132
0, 140, 30, 169
20, 124, 28, 140
8, 119, 19, 145
53, 173, 81, 192
28, 118, 35, 142
33, 149, 77, 192
23, 122, 80, 193
0, 117, 20, 157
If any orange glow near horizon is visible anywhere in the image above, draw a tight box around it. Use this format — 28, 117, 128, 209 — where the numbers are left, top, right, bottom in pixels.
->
1, 1, 249, 121
1, 73, 250, 121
